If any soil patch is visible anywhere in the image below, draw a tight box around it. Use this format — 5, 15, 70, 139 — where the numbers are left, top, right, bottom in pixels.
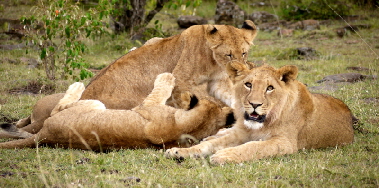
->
8, 80, 55, 95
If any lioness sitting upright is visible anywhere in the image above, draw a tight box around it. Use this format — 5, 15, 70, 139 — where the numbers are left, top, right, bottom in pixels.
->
165, 61, 354, 164
0, 73, 234, 150
5, 20, 258, 138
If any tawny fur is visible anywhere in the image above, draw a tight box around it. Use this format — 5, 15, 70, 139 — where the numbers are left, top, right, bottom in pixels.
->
3, 21, 258, 138
165, 61, 354, 165
0, 73, 234, 150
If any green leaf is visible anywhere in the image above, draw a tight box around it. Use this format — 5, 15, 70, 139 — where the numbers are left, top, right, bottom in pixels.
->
186, 1, 191, 7
46, 28, 51, 37
81, 17, 86, 25
65, 27, 70, 38
66, 40, 71, 47
40, 48, 47, 59
49, 46, 55, 52
86, 29, 92, 38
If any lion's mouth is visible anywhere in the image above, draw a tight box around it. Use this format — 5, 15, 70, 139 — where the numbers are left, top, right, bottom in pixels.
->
244, 111, 266, 123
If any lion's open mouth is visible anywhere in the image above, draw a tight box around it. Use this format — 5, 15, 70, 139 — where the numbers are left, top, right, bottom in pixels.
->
244, 111, 266, 123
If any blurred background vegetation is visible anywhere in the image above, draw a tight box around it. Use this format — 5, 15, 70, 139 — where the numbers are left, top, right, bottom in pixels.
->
0, 0, 377, 81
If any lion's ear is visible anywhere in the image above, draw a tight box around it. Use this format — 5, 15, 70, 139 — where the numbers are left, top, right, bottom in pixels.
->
241, 20, 258, 45
226, 61, 249, 83
278, 65, 298, 83
205, 25, 221, 46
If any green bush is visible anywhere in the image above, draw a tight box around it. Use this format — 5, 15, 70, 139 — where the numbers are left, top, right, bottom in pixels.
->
22, 0, 113, 81
280, 0, 352, 20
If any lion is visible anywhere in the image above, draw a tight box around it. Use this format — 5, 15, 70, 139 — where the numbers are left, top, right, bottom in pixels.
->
165, 61, 355, 165
0, 73, 235, 150
2, 20, 258, 139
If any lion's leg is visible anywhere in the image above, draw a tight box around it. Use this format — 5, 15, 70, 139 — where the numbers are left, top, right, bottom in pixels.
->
210, 136, 296, 165
0, 133, 38, 149
165, 127, 249, 159
51, 82, 85, 116
207, 72, 235, 108
15, 116, 31, 128
143, 73, 175, 106
202, 127, 234, 141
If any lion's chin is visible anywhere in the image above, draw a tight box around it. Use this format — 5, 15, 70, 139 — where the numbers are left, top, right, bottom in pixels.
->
244, 120, 264, 129
244, 112, 266, 123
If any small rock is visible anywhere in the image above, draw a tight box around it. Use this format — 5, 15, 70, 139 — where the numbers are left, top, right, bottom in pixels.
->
277, 29, 293, 37
346, 66, 372, 71
297, 47, 319, 60
316, 73, 377, 83
363, 97, 379, 104
257, 20, 289, 32
177, 15, 207, 28
214, 0, 246, 26
301, 20, 320, 30
335, 28, 346, 38
249, 11, 278, 24
308, 83, 347, 92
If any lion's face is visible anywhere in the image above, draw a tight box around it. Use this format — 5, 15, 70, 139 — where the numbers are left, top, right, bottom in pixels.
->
228, 62, 298, 129
210, 39, 250, 67
205, 21, 258, 68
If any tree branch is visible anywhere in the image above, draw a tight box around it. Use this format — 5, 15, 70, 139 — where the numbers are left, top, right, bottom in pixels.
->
144, 0, 169, 25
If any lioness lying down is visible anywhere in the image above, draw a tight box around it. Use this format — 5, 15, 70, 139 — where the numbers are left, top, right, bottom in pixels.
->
165, 61, 355, 164
4, 20, 258, 139
0, 73, 234, 150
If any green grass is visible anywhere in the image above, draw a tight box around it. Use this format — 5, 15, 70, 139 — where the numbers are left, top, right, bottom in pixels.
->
1, 1, 379, 187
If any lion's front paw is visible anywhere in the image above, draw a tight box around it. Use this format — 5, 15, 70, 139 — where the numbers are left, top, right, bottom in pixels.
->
165, 147, 203, 160
210, 148, 241, 165
155, 73, 175, 88
66, 82, 85, 98
63, 82, 85, 103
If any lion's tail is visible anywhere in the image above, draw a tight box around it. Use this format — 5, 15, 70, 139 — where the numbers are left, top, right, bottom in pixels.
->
0, 123, 38, 149
0, 123, 34, 139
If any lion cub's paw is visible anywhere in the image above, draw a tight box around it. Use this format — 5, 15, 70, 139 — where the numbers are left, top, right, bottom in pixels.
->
51, 82, 85, 116
65, 82, 85, 101
165, 148, 203, 160
154, 73, 175, 89
179, 92, 199, 110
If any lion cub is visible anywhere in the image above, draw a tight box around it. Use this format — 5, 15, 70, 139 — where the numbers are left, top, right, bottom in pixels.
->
165, 61, 354, 164
0, 73, 234, 150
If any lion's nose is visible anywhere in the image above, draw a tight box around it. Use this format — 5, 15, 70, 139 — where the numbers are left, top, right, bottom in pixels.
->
250, 103, 262, 109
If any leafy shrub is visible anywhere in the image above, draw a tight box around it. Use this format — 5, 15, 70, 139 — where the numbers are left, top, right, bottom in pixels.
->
349, 0, 379, 8
22, 0, 114, 81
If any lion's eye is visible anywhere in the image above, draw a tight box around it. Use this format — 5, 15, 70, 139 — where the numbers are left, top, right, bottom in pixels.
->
267, 85, 274, 91
244, 82, 252, 88
242, 52, 247, 57
226, 54, 232, 59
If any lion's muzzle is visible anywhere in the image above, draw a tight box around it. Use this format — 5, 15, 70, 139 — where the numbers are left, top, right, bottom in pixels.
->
244, 111, 266, 123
